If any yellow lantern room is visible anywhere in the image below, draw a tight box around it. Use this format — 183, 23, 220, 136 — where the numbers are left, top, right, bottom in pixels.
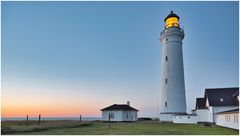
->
164, 11, 180, 28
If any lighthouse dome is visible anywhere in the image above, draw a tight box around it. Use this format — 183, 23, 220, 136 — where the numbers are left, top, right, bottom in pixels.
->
164, 11, 180, 28
164, 11, 179, 22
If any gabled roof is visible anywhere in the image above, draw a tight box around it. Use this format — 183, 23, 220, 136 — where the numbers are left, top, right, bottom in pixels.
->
204, 87, 239, 106
195, 98, 207, 109
100, 104, 139, 111
216, 108, 239, 114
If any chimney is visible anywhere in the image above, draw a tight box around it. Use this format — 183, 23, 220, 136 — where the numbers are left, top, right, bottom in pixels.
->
127, 101, 130, 106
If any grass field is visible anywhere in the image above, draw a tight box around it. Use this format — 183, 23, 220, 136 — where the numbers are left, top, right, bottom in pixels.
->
1, 120, 239, 135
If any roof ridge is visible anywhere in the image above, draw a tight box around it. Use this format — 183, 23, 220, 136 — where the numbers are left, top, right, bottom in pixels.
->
100, 104, 139, 111
205, 87, 239, 90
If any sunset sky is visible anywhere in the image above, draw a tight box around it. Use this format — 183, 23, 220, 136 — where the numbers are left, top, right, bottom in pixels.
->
2, 1, 238, 117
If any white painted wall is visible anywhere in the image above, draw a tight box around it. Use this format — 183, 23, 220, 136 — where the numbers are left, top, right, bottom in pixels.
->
216, 113, 239, 130
212, 106, 238, 123
196, 109, 212, 123
172, 115, 197, 124
102, 111, 122, 121
102, 110, 137, 121
159, 113, 174, 122
122, 111, 138, 121
206, 97, 210, 107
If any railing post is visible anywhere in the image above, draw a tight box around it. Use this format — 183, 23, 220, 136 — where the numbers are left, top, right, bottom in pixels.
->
38, 114, 41, 124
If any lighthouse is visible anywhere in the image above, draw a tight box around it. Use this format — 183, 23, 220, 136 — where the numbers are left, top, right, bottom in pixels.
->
159, 11, 187, 122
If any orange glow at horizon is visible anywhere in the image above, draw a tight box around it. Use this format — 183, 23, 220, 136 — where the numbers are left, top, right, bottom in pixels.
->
2, 104, 100, 118
1, 84, 104, 118
2, 82, 141, 118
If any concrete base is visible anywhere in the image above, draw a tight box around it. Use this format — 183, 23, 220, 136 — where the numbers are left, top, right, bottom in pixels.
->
159, 112, 187, 122
159, 113, 174, 122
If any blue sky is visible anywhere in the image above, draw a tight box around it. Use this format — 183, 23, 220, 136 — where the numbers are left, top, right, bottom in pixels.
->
2, 1, 239, 117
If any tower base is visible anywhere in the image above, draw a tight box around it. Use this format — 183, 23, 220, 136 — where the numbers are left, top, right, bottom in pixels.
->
159, 112, 187, 122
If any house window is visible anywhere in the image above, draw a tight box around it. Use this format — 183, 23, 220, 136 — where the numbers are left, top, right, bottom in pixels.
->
165, 56, 168, 61
165, 78, 168, 84
109, 113, 114, 119
126, 113, 128, 119
165, 102, 167, 107
188, 116, 190, 119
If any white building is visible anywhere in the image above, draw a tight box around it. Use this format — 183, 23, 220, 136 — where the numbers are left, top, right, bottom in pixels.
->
195, 98, 213, 123
193, 88, 239, 125
101, 102, 138, 122
216, 109, 239, 130
159, 11, 187, 122
204, 88, 239, 123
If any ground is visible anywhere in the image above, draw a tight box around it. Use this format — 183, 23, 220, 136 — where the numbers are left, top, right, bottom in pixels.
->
1, 120, 239, 135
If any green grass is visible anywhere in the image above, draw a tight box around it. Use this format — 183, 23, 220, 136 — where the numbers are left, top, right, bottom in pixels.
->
1, 120, 239, 135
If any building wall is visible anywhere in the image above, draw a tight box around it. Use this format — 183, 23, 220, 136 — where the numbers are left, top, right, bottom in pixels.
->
102, 110, 137, 121
216, 112, 239, 130
159, 113, 174, 122
212, 106, 238, 123
122, 111, 138, 121
172, 115, 197, 124
102, 111, 123, 121
196, 109, 212, 123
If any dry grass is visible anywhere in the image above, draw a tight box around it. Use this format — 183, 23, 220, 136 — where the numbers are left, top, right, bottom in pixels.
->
1, 120, 92, 134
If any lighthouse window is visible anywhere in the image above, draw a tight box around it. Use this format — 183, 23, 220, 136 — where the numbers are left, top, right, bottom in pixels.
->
165, 102, 167, 107
165, 56, 168, 61
165, 78, 168, 84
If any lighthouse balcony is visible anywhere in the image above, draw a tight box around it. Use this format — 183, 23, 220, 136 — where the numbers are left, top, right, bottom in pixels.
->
160, 27, 184, 36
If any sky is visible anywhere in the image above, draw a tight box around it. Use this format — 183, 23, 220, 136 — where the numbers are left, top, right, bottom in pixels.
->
1, 1, 239, 117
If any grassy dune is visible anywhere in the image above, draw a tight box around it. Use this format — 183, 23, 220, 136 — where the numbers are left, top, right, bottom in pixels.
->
1, 120, 239, 135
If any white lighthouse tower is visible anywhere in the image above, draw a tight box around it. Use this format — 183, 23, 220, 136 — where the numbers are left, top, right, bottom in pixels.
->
159, 11, 187, 122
